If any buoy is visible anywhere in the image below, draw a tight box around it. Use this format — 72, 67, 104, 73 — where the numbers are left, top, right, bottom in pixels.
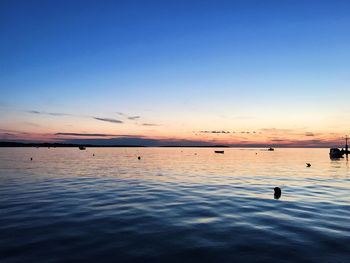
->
30, 157, 33, 161
274, 187, 281, 199
93, 154, 95, 156
306, 163, 311, 167
138, 156, 141, 160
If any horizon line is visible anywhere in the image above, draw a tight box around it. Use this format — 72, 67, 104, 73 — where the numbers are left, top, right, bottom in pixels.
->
0, 141, 338, 149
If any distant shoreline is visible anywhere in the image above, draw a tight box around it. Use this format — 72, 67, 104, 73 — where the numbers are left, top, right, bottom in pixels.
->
0, 142, 332, 148
0, 142, 228, 148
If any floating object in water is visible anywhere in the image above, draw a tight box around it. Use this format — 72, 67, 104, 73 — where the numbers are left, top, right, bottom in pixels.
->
329, 148, 344, 159
214, 150, 224, 154
268, 147, 274, 151
138, 156, 141, 160
255, 152, 258, 155
306, 163, 311, 167
194, 153, 197, 155
274, 187, 281, 199
79, 146, 86, 150
329, 136, 350, 159
30, 157, 33, 161
93, 154, 95, 156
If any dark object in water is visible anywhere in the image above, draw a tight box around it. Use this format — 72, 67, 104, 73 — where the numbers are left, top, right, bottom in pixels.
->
306, 163, 311, 167
329, 148, 344, 159
329, 136, 350, 159
214, 150, 224, 154
30, 157, 33, 161
268, 147, 274, 151
93, 154, 95, 156
79, 146, 86, 150
274, 187, 281, 199
138, 156, 141, 160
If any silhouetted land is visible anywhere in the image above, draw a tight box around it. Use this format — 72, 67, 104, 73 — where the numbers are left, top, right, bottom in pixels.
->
0, 142, 229, 148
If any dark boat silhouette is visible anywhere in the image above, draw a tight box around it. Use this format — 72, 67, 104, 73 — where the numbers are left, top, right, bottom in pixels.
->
214, 150, 224, 154
268, 147, 274, 151
329, 136, 349, 159
79, 146, 86, 150
329, 148, 343, 159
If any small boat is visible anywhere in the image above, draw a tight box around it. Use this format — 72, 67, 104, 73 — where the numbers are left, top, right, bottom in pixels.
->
214, 150, 224, 154
79, 146, 86, 150
268, 147, 274, 151
329, 136, 349, 158
329, 148, 343, 159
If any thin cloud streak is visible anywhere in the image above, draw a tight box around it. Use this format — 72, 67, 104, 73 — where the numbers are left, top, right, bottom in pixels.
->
128, 116, 140, 120
27, 110, 72, 116
93, 117, 123, 124
55, 133, 147, 138
117, 112, 140, 120
142, 123, 159, 126
198, 130, 230, 134
55, 133, 119, 137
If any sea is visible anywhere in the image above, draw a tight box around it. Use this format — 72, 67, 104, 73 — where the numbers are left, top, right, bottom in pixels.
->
0, 147, 349, 263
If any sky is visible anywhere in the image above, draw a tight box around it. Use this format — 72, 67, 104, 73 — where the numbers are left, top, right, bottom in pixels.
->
0, 0, 349, 146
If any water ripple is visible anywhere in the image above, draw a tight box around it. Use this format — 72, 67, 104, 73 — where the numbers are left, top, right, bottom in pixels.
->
0, 148, 349, 262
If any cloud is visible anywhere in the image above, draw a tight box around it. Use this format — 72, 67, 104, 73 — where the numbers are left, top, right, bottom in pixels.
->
128, 116, 140, 120
117, 112, 141, 120
27, 110, 41, 114
197, 130, 257, 134
0, 132, 15, 136
305, 132, 315, 137
0, 128, 29, 135
142, 123, 159, 126
93, 117, 123, 124
116, 112, 160, 126
270, 138, 286, 142
55, 133, 118, 137
199, 130, 230, 134
48, 112, 71, 116
27, 110, 71, 116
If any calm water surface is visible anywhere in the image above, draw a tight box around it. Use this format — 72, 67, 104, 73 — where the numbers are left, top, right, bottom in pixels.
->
0, 148, 349, 263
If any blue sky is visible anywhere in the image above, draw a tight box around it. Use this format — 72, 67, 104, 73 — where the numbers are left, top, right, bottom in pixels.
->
0, 0, 349, 145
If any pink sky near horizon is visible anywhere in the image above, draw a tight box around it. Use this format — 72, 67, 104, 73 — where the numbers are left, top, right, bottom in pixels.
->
0, 114, 347, 147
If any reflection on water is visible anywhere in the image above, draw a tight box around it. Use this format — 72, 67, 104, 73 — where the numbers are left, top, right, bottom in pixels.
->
0, 148, 349, 263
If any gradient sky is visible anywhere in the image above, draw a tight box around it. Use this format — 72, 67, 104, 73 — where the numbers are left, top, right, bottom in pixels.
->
1, 0, 349, 146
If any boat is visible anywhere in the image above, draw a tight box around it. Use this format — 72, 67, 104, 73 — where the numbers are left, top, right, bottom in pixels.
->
268, 147, 274, 151
329, 148, 344, 159
329, 136, 349, 159
79, 146, 86, 150
214, 150, 224, 154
